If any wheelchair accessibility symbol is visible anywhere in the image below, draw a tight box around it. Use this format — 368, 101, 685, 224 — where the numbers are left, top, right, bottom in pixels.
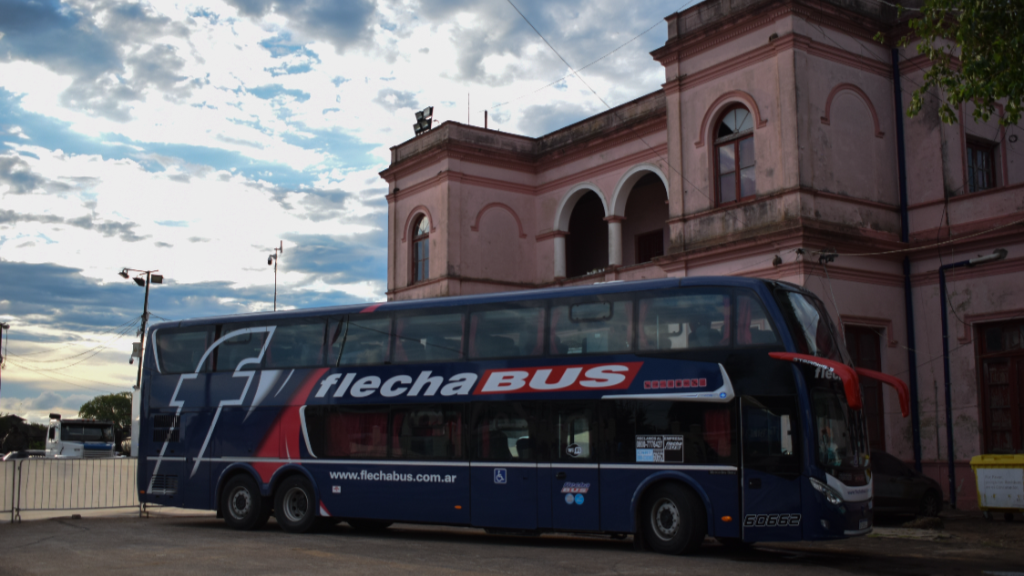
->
494, 468, 507, 484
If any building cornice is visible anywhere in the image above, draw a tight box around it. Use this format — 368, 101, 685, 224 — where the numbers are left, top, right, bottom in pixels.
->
653, 0, 891, 68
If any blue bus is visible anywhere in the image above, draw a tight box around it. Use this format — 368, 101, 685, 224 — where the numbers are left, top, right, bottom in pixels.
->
138, 277, 908, 554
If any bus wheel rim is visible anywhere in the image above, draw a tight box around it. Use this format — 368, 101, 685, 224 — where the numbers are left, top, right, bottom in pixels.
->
283, 487, 309, 522
229, 487, 252, 519
651, 497, 680, 541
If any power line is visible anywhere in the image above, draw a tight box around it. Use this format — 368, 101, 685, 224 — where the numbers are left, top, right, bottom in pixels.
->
12, 318, 141, 368
9, 316, 139, 358
4, 359, 132, 395
491, 2, 695, 110
503, 0, 743, 231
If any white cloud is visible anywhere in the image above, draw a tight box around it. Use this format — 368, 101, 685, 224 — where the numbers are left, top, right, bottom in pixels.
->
0, 0, 685, 418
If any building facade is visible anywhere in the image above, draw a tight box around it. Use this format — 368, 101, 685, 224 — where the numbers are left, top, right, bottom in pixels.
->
379, 0, 1024, 508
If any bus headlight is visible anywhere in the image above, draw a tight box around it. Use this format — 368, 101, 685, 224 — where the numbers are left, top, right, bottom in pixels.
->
810, 477, 844, 506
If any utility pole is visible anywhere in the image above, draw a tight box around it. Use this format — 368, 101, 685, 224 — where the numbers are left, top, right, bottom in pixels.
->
120, 269, 163, 388
268, 241, 283, 311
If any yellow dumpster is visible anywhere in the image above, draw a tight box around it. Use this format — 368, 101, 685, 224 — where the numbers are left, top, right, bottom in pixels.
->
970, 454, 1024, 520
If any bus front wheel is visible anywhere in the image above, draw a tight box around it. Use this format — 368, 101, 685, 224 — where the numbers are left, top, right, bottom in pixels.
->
640, 484, 706, 555
274, 476, 317, 533
222, 475, 270, 530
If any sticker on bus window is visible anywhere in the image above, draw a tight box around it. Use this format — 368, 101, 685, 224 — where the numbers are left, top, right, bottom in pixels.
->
635, 435, 684, 463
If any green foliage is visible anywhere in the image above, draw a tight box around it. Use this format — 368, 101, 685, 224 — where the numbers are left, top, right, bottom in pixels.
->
887, 0, 1023, 126
0, 414, 47, 452
78, 391, 132, 447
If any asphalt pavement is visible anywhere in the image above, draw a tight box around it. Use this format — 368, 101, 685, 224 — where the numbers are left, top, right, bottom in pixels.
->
1, 509, 1021, 576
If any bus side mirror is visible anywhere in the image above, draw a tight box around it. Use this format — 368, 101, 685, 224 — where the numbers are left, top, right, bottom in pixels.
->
854, 367, 910, 418
768, 352, 862, 410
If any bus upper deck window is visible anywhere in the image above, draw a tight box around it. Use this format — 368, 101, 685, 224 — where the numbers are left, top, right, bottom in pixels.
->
216, 324, 269, 371
468, 305, 545, 360
736, 293, 779, 346
394, 312, 464, 363
156, 326, 215, 373
265, 320, 329, 368
333, 315, 392, 366
549, 299, 632, 356
638, 291, 731, 351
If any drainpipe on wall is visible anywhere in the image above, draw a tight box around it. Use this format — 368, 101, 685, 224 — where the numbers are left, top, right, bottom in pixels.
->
892, 48, 923, 472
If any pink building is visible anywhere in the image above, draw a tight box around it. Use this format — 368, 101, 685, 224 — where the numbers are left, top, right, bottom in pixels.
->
379, 0, 1024, 508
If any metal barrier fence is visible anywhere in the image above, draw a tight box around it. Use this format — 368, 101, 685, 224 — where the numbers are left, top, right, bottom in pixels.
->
2, 458, 140, 522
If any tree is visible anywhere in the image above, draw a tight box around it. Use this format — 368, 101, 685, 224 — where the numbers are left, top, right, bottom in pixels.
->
78, 392, 132, 451
889, 0, 1023, 126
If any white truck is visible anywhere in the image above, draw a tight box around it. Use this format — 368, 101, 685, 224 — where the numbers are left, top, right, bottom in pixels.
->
46, 413, 116, 458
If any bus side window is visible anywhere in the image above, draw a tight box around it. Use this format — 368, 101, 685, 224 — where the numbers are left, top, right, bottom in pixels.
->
470, 402, 545, 462
393, 312, 465, 363
630, 401, 737, 465
265, 319, 329, 368
155, 326, 215, 373
313, 406, 389, 459
736, 292, 779, 346
333, 315, 392, 366
638, 291, 731, 351
549, 298, 632, 356
468, 305, 546, 359
391, 405, 464, 460
551, 402, 597, 462
599, 401, 635, 463
216, 323, 269, 371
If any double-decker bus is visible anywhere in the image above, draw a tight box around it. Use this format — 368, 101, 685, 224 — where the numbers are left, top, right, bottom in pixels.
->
137, 277, 909, 554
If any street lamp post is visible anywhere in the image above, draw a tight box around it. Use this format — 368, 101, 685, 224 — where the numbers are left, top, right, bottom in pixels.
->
0, 322, 9, 396
938, 248, 1006, 509
120, 268, 163, 389
268, 241, 283, 311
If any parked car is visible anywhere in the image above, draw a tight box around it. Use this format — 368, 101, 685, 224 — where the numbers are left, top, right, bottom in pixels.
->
2, 449, 47, 461
871, 450, 943, 516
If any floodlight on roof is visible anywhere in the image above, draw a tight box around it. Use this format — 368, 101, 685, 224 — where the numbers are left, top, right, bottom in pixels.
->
151, 274, 163, 284
119, 269, 130, 279
413, 106, 435, 136
133, 277, 146, 287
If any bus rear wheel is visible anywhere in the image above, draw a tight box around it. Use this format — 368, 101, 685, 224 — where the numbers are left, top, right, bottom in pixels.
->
222, 475, 270, 530
641, 484, 706, 555
274, 476, 317, 533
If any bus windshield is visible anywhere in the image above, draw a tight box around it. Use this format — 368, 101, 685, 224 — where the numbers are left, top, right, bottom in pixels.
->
776, 290, 848, 363
810, 382, 868, 479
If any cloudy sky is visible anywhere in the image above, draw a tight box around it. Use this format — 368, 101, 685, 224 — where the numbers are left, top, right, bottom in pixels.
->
0, 0, 691, 423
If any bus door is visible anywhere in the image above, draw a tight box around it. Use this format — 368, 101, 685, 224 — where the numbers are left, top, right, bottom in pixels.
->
470, 402, 539, 530
549, 402, 600, 531
740, 395, 803, 541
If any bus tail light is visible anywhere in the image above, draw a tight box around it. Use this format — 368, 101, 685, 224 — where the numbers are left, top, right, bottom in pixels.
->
721, 516, 733, 522
854, 367, 910, 417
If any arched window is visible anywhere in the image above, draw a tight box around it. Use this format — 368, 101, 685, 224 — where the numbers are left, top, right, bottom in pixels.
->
411, 215, 429, 283
715, 106, 755, 204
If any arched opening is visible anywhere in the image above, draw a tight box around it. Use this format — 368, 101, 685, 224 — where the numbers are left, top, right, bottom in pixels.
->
410, 214, 430, 284
621, 173, 668, 266
565, 191, 607, 278
714, 105, 755, 205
